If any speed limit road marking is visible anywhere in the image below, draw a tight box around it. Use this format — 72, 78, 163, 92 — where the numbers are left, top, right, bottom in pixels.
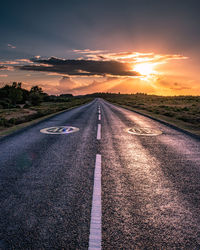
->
40, 126, 79, 134
126, 127, 162, 136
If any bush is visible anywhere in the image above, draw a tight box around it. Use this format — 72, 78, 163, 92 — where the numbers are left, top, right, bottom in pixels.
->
182, 107, 189, 111
24, 103, 31, 108
163, 112, 174, 117
9, 118, 16, 125
29, 93, 42, 106
0, 118, 11, 127
0, 99, 11, 108
0, 118, 5, 126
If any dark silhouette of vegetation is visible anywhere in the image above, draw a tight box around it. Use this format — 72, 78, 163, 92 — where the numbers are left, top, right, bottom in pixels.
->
0, 82, 24, 107
0, 82, 75, 108
1, 85, 199, 135
0, 82, 92, 130
0, 82, 35, 107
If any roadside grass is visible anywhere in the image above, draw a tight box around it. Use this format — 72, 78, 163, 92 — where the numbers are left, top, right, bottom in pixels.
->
102, 94, 200, 136
0, 97, 93, 137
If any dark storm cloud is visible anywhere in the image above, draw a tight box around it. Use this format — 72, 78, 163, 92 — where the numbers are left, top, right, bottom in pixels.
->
17, 57, 139, 77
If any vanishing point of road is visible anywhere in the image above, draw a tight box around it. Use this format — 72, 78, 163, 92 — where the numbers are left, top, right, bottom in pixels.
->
0, 99, 200, 249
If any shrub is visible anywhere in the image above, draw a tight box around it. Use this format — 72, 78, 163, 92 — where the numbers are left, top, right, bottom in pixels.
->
163, 112, 174, 117
9, 118, 16, 125
24, 103, 31, 108
29, 93, 42, 106
0, 99, 11, 108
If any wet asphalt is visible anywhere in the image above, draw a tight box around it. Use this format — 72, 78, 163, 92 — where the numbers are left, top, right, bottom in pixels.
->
0, 98, 200, 249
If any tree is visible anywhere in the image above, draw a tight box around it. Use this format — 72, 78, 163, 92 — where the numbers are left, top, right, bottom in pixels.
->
8, 87, 23, 105
29, 92, 42, 106
30, 85, 43, 94
12, 82, 17, 88
17, 82, 22, 89
29, 85, 44, 105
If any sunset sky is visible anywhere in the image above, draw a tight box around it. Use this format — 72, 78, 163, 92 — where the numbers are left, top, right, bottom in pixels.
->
0, 0, 200, 95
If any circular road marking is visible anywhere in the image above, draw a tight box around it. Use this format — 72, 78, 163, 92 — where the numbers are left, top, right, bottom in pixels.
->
40, 126, 79, 134
126, 127, 162, 136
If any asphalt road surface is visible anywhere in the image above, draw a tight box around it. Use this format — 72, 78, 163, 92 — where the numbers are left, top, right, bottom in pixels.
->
0, 98, 200, 249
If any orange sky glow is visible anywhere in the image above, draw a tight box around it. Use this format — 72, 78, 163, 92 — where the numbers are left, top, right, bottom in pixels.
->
0, 50, 199, 96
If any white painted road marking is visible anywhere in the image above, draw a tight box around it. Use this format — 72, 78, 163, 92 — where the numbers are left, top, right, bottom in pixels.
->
40, 126, 79, 134
126, 127, 162, 136
88, 154, 102, 250
98, 114, 101, 121
97, 124, 101, 140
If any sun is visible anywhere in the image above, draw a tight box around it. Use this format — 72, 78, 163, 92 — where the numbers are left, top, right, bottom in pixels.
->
134, 63, 156, 76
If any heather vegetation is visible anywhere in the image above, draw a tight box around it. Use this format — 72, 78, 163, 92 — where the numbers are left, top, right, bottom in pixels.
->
89, 93, 200, 135
1, 85, 200, 136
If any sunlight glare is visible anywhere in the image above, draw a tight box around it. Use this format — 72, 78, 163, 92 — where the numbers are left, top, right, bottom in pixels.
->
134, 63, 156, 76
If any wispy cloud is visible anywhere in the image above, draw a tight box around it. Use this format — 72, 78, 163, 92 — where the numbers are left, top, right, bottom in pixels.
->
0, 61, 18, 65
0, 65, 14, 71
73, 50, 188, 64
16, 59, 33, 63
7, 43, 16, 49
0, 74, 8, 77
73, 49, 107, 54
0, 58, 35, 72
0, 66, 7, 70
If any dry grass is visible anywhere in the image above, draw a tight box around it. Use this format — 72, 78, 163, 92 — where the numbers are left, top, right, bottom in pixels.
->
102, 94, 200, 136
0, 98, 93, 136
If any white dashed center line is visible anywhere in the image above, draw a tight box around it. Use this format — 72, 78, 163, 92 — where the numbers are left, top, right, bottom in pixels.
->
88, 154, 102, 250
98, 114, 101, 121
98, 107, 101, 114
97, 124, 101, 140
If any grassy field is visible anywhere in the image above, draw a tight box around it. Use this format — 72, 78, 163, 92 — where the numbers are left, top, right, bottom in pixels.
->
0, 97, 93, 136
101, 94, 200, 136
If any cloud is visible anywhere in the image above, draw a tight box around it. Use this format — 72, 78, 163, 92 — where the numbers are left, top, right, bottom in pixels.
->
0, 74, 8, 77
0, 61, 18, 65
155, 76, 194, 94
73, 49, 107, 54
73, 50, 188, 64
107, 78, 156, 94
0, 58, 33, 72
57, 76, 120, 95
16, 59, 33, 63
0, 65, 14, 71
17, 57, 139, 77
15, 50, 189, 89
7, 43, 16, 49
0, 66, 7, 70
58, 76, 80, 91
46, 72, 63, 76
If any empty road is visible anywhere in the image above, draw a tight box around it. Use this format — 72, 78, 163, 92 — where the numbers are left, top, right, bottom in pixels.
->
0, 98, 200, 249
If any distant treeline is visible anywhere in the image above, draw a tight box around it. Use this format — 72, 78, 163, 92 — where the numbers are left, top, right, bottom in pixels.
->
0, 82, 73, 109
84, 92, 200, 100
